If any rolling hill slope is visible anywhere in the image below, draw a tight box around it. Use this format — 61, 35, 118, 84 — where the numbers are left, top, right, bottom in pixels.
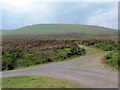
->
3, 24, 118, 39
2, 30, 10, 32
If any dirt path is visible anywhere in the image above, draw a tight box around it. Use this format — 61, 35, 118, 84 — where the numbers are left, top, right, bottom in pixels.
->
1, 46, 118, 88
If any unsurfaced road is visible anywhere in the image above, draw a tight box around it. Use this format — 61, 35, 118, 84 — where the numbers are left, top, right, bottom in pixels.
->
1, 53, 118, 88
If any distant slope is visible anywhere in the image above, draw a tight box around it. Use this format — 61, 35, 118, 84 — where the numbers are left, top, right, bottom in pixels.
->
3, 24, 118, 39
2, 30, 10, 32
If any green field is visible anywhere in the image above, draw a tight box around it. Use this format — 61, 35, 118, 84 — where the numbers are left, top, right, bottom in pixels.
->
3, 24, 118, 38
2, 76, 83, 88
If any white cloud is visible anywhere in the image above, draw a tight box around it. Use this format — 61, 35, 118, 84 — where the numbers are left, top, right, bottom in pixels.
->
1, 0, 52, 14
0, 0, 118, 13
0, 0, 118, 15
0, 0, 119, 4
0, 0, 55, 24
0, 0, 118, 29
86, 6, 118, 29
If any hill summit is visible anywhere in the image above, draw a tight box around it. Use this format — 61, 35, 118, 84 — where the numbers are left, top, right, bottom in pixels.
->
3, 24, 118, 39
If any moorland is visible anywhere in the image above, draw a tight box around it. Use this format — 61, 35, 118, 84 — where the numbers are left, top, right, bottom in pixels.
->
1, 24, 119, 88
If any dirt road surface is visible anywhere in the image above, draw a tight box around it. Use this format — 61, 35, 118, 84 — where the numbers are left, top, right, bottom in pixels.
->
1, 52, 118, 88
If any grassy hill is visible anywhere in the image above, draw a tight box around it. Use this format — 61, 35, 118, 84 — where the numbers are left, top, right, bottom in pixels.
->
3, 24, 118, 39
2, 30, 9, 32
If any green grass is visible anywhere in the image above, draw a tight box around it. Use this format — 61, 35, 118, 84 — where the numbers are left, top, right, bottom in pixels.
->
3, 24, 118, 38
105, 51, 119, 69
2, 76, 84, 88
0, 77, 2, 89
79, 45, 107, 55
86, 48, 107, 55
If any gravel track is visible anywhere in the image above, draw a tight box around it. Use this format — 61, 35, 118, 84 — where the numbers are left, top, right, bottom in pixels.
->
1, 52, 118, 88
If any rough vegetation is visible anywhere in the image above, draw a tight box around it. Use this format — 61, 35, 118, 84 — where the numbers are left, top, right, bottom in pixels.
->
105, 51, 119, 69
2, 38, 119, 70
2, 39, 85, 70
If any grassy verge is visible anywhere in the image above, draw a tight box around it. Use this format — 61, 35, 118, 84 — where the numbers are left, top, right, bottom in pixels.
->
0, 78, 2, 89
85, 48, 107, 55
2, 76, 84, 88
79, 45, 107, 55
105, 51, 119, 70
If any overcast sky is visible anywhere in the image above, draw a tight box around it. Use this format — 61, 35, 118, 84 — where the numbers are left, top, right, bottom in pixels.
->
0, 0, 118, 30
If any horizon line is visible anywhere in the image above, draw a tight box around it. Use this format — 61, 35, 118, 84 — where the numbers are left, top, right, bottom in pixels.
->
1, 23, 117, 30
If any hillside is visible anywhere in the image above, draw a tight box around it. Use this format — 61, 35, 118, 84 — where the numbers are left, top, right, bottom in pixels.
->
2, 30, 9, 32
3, 24, 118, 39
